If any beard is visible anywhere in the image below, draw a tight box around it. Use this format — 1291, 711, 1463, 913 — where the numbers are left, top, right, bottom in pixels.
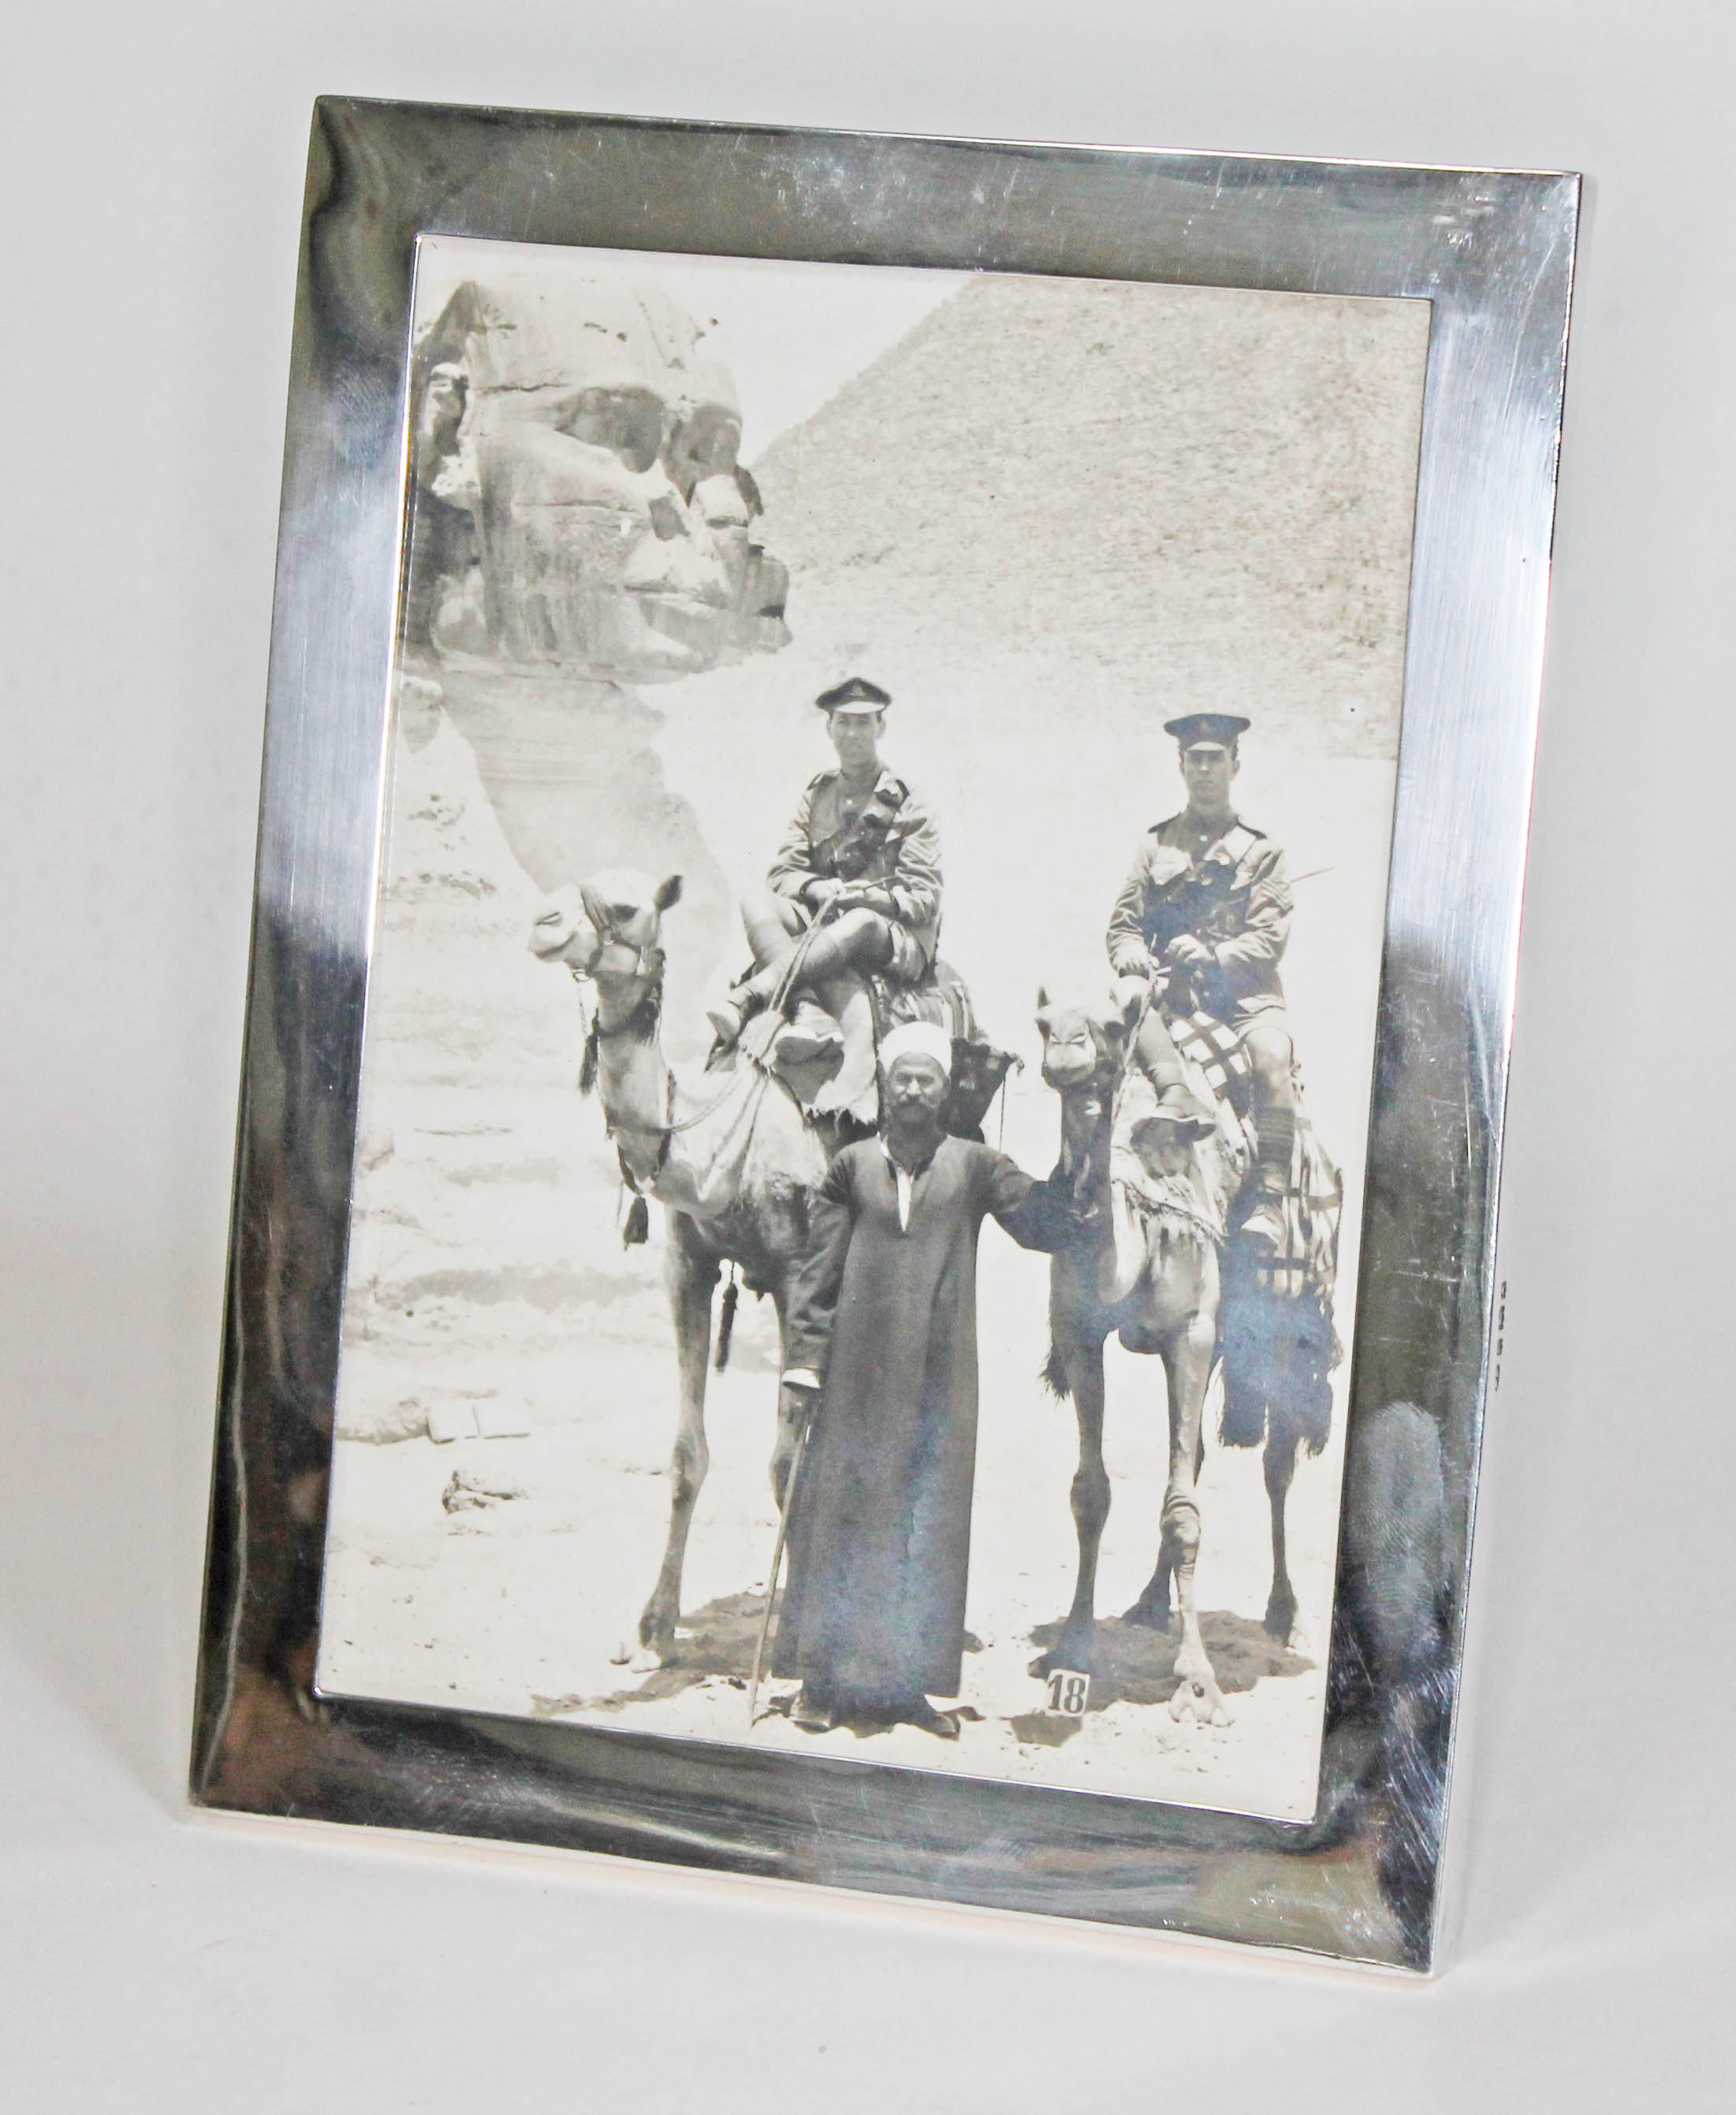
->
885, 1104, 945, 1154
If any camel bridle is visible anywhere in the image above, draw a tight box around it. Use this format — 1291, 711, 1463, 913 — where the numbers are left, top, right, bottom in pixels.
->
568, 888, 665, 992
569, 894, 764, 1147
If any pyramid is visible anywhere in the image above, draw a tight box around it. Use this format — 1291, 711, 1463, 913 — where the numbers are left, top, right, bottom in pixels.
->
686, 271, 1425, 759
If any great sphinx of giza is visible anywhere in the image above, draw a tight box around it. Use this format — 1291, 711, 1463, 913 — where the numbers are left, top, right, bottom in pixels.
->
397, 268, 790, 1041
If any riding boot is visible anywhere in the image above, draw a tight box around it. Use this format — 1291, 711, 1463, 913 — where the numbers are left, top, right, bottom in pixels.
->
1157, 1080, 1219, 1140
706, 953, 791, 1049
1242, 1104, 1297, 1250
783, 919, 880, 987
771, 998, 844, 1069
712, 905, 885, 1050
810, 981, 880, 1123
1132, 1008, 1216, 1138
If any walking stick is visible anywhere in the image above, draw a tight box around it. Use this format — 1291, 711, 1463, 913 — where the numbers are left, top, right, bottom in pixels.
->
747, 1401, 815, 1728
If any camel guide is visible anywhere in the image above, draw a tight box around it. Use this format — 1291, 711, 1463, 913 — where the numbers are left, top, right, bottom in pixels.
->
771, 1023, 1080, 1737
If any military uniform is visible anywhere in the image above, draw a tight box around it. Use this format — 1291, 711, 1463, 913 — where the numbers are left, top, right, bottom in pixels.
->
767, 765, 942, 985
710, 678, 939, 1124
1105, 711, 1298, 1243
1106, 813, 1292, 1029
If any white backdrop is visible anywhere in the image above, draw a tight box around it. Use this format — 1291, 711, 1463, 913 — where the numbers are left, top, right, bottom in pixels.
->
4, 4, 1733, 2107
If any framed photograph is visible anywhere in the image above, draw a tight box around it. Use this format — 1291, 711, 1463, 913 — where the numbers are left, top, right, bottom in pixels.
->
192, 97, 1578, 1973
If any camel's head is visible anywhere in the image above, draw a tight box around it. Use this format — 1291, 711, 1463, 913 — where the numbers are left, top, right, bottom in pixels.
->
1033, 982, 1142, 1100
530, 869, 682, 983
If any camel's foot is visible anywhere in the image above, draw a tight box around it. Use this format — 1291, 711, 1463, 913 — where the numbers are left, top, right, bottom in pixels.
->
610, 1637, 663, 1674
1031, 1622, 1097, 1678
637, 1589, 679, 1665
1265, 1586, 1307, 1654
1169, 1654, 1231, 1726
1121, 1583, 1175, 1632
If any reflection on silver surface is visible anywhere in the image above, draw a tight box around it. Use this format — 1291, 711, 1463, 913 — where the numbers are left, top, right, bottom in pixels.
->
190, 98, 1578, 1972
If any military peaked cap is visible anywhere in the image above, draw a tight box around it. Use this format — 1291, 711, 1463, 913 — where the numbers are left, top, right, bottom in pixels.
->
815, 676, 892, 712
1164, 711, 1250, 747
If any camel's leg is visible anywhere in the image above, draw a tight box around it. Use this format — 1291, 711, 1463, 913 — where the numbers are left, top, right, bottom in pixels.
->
1124, 1406, 1208, 1625
1124, 1415, 1209, 1628
637, 1217, 720, 1662
1264, 1412, 1306, 1650
1163, 1306, 1231, 1726
1034, 1321, 1111, 1674
1123, 1395, 1193, 1633
1123, 1551, 1174, 1630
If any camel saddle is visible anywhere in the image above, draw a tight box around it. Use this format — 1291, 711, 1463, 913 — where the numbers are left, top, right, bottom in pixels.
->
1107, 1028, 1343, 1316
861, 959, 1017, 1140
748, 952, 1015, 1138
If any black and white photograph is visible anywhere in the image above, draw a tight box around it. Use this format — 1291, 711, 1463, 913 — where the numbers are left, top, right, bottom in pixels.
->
315, 235, 1428, 1822
20, 0, 1736, 2093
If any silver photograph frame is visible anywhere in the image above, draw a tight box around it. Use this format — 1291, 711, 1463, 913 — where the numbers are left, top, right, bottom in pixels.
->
191, 95, 1578, 1974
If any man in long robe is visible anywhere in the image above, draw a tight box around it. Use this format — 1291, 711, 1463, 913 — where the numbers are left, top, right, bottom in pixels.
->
772, 1022, 1079, 1737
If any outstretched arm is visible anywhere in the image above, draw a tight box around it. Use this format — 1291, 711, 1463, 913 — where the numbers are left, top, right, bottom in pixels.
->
981, 1148, 1086, 1254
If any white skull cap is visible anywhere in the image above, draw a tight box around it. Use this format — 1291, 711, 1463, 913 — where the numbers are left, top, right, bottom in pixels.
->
880, 1021, 952, 1076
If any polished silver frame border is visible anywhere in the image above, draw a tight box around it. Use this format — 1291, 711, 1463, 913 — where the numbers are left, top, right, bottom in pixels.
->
192, 96, 1578, 1973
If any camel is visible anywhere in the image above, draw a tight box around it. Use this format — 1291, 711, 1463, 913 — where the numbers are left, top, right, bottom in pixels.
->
1032, 987, 1338, 1724
527, 876, 1331, 1713
529, 867, 846, 1663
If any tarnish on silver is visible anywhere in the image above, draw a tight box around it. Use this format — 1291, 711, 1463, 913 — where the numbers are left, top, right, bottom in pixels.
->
191, 97, 1578, 1972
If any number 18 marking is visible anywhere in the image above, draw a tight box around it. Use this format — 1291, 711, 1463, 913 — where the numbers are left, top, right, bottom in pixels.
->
1045, 1669, 1090, 1716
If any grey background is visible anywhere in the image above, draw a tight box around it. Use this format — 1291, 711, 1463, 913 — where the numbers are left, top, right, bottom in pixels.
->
2, 4, 1729, 2108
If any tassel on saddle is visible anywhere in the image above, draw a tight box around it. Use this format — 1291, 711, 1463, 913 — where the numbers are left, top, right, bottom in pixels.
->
714, 1267, 739, 1371
617, 1143, 650, 1246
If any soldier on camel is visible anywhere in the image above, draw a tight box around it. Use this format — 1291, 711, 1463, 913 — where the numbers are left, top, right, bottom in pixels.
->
1107, 712, 1299, 1251
708, 677, 942, 1124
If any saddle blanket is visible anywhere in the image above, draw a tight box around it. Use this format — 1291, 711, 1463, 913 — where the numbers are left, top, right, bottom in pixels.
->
1168, 1008, 1254, 1100
1111, 1026, 1343, 1315
742, 955, 1012, 1138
